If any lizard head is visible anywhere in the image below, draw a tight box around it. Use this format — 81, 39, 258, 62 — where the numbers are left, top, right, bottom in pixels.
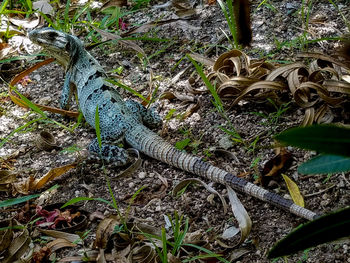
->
29, 27, 82, 68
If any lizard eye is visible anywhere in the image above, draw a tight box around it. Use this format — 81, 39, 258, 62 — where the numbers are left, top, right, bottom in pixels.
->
47, 31, 58, 40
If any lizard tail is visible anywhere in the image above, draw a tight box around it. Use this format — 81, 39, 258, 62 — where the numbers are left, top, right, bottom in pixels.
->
126, 125, 320, 220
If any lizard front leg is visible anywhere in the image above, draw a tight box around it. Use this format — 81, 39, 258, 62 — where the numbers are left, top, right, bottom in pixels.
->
125, 100, 162, 129
88, 138, 129, 165
60, 71, 75, 109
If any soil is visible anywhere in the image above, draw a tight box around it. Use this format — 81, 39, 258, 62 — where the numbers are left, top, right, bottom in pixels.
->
1, 0, 350, 262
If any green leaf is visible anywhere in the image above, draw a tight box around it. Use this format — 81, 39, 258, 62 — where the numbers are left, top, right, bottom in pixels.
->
0, 194, 40, 208
298, 154, 350, 174
0, 0, 9, 14
175, 138, 191, 150
268, 206, 350, 258
275, 125, 350, 156
0, 185, 59, 208
61, 197, 112, 208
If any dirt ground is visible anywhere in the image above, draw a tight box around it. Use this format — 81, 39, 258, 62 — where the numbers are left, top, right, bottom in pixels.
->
1, 0, 350, 262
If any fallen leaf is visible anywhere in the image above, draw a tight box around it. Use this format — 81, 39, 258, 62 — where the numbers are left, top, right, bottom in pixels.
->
282, 174, 304, 207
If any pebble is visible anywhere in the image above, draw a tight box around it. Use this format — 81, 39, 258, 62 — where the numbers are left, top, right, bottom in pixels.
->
38, 96, 51, 105
128, 182, 135, 188
138, 172, 146, 179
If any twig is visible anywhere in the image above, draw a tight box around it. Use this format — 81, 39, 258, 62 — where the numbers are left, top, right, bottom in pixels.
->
304, 184, 336, 197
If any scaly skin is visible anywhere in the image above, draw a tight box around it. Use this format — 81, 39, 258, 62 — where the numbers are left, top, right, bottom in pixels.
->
29, 28, 320, 220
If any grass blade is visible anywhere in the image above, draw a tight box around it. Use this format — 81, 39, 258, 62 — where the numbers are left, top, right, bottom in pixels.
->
187, 54, 224, 113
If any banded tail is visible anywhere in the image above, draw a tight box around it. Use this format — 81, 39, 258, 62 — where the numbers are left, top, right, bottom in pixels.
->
126, 125, 319, 221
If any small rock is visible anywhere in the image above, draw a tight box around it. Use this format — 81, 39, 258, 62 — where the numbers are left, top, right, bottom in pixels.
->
128, 182, 134, 188
138, 172, 146, 179
218, 135, 233, 150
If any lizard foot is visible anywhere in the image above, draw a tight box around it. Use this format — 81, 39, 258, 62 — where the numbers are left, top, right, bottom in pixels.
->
88, 139, 129, 166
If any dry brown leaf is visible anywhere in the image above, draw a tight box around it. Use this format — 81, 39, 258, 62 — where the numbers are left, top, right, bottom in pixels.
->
266, 62, 305, 81
287, 67, 309, 94
183, 100, 200, 119
213, 50, 250, 76
94, 215, 121, 249
314, 104, 334, 124
114, 148, 141, 179
38, 229, 81, 244
0, 219, 14, 252
0, 170, 16, 185
226, 186, 252, 244
2, 226, 31, 263
129, 244, 157, 263
12, 175, 35, 195
297, 52, 350, 70
231, 81, 286, 106
301, 107, 315, 127
189, 52, 215, 67
9, 14, 40, 29
262, 149, 293, 180
46, 238, 77, 252
10, 58, 80, 118
207, 49, 349, 126
33, 162, 77, 190
324, 79, 350, 94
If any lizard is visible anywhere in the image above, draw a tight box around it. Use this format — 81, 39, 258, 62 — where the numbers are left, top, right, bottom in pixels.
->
28, 27, 320, 221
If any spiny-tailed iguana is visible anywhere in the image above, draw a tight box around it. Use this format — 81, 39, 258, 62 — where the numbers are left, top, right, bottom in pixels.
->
28, 28, 320, 220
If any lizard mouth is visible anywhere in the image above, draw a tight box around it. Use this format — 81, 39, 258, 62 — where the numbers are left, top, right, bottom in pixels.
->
28, 28, 70, 67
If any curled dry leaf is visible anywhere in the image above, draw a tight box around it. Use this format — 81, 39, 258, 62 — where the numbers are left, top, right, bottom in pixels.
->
0, 170, 16, 192
0, 219, 32, 263
35, 131, 61, 152
226, 186, 252, 245
114, 148, 141, 179
160, 91, 199, 119
9, 13, 40, 29
208, 50, 350, 125
93, 215, 122, 249
0, 219, 14, 252
38, 229, 81, 244
46, 238, 76, 252
128, 244, 157, 263
301, 107, 315, 127
91, 26, 145, 56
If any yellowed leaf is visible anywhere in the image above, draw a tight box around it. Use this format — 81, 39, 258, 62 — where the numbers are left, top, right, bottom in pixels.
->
282, 174, 304, 207
33, 162, 77, 190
